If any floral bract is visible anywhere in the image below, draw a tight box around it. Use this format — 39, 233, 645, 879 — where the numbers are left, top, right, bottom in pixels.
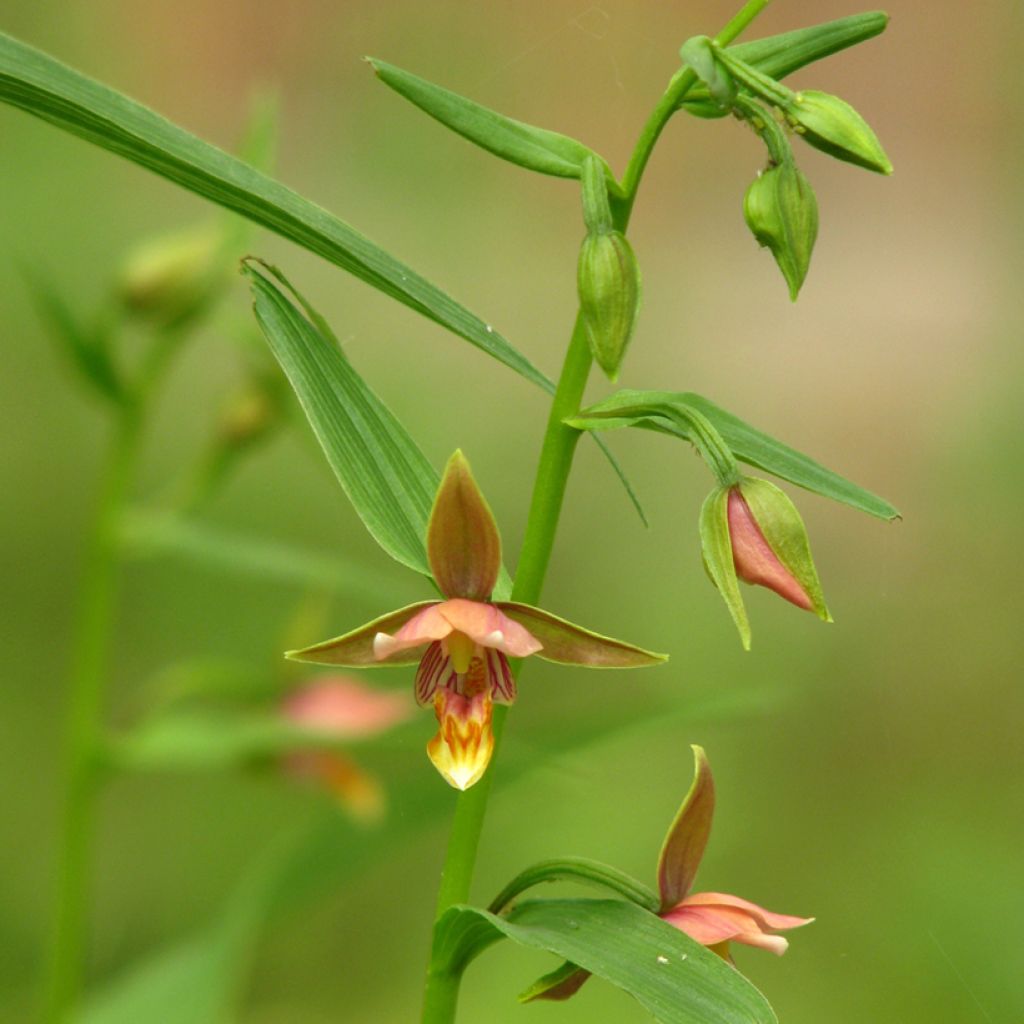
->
289, 451, 666, 789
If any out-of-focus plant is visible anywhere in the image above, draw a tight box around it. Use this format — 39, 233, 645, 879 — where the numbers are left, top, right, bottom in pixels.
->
0, 4, 901, 1023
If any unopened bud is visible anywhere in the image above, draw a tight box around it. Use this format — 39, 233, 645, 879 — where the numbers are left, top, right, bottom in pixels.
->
700, 476, 829, 648
118, 225, 222, 321
744, 162, 819, 300
786, 90, 892, 174
577, 229, 642, 381
218, 381, 279, 448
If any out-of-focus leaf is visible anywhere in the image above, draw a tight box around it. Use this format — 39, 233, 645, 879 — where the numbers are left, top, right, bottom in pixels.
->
570, 390, 899, 520
432, 899, 777, 1024
24, 270, 123, 403
369, 58, 619, 190
75, 839, 294, 1024
244, 261, 438, 575
118, 508, 400, 605
106, 708, 416, 772
0, 32, 549, 390
680, 12, 889, 117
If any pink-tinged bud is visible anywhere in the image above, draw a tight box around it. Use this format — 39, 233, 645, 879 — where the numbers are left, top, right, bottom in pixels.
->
700, 477, 829, 648
426, 688, 494, 791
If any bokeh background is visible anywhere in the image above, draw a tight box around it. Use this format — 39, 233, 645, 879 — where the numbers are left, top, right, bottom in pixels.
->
2, 1, 1021, 1021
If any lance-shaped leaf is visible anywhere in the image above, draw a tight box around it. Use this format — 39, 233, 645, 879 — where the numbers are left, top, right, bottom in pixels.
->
245, 261, 436, 574
0, 31, 549, 390
369, 58, 619, 190
657, 745, 715, 910
679, 13, 889, 118
432, 899, 777, 1024
568, 389, 899, 520
428, 451, 501, 601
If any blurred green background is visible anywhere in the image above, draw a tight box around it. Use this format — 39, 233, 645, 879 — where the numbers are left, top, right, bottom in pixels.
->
2, 1, 1021, 1021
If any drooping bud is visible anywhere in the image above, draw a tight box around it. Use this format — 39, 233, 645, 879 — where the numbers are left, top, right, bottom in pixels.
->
785, 90, 892, 174
744, 161, 819, 300
577, 156, 641, 381
217, 377, 283, 449
426, 688, 494, 791
118, 225, 223, 322
578, 231, 642, 381
700, 477, 829, 648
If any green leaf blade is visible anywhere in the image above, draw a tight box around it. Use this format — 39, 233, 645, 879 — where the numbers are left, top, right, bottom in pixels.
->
369, 58, 616, 187
0, 31, 549, 390
435, 899, 777, 1024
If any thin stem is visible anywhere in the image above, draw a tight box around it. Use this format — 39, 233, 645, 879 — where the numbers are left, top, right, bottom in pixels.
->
42, 326, 182, 1023
42, 402, 141, 1023
420, 4, 772, 1020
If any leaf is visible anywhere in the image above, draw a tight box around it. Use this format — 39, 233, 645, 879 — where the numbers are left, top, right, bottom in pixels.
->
570, 390, 899, 520
23, 269, 124, 403
118, 508, 401, 605
76, 838, 296, 1024
432, 899, 777, 1024
244, 261, 438, 574
105, 708, 416, 773
0, 31, 548, 390
680, 12, 889, 118
369, 58, 619, 190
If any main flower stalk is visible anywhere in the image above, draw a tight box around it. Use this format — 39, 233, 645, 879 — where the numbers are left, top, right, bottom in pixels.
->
420, 4, 773, 1021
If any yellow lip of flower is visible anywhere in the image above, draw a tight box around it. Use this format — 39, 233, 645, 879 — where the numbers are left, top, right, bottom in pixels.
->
286, 451, 667, 789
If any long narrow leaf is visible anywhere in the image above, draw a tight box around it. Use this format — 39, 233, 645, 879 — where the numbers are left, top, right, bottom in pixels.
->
369, 58, 619, 189
680, 13, 889, 117
0, 31, 548, 389
434, 899, 777, 1024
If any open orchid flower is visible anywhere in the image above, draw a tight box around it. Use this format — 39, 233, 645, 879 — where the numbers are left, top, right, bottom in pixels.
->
529, 746, 812, 1001
282, 676, 413, 823
288, 451, 666, 790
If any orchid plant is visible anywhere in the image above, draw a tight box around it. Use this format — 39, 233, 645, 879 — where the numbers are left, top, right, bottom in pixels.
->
1, 2, 902, 1022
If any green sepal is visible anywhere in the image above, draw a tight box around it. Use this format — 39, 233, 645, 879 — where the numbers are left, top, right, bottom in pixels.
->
699, 486, 751, 650
368, 58, 621, 193
520, 961, 591, 1002
679, 36, 736, 110
428, 451, 502, 601
787, 89, 893, 174
738, 477, 830, 622
743, 160, 819, 300
577, 230, 642, 381
679, 13, 890, 117
656, 745, 714, 909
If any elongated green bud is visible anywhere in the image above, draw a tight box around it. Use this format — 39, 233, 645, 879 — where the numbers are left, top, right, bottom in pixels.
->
577, 229, 641, 381
744, 162, 819, 300
786, 90, 892, 174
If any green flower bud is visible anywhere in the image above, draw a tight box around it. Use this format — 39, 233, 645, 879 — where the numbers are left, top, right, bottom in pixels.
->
786, 90, 892, 174
577, 229, 641, 382
118, 225, 222, 322
743, 161, 819, 301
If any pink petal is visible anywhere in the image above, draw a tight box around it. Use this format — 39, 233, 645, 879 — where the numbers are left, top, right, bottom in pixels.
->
436, 599, 542, 658
727, 490, 813, 610
680, 892, 814, 932
373, 603, 453, 659
283, 678, 412, 737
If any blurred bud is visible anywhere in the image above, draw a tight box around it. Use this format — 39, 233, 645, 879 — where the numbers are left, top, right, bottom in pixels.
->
281, 677, 413, 823
786, 90, 892, 174
217, 379, 281, 448
700, 477, 829, 648
118, 225, 222, 322
744, 161, 819, 301
577, 230, 642, 381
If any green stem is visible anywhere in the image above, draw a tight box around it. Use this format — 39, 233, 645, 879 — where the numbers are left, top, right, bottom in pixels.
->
42, 328, 181, 1023
420, 4, 772, 1020
42, 403, 141, 1024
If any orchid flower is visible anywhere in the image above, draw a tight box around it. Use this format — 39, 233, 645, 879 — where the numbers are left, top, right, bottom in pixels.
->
282, 676, 413, 822
288, 451, 666, 790
529, 745, 812, 1001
